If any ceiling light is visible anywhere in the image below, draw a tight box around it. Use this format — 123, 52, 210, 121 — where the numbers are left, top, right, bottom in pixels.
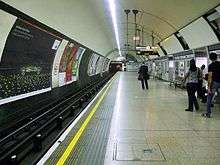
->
151, 46, 158, 49
108, 0, 121, 56
133, 36, 140, 41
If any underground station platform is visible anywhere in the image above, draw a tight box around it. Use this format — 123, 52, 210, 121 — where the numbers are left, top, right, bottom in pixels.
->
35, 72, 220, 165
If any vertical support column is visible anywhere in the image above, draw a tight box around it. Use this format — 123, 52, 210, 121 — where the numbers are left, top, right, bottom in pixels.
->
142, 26, 144, 46
152, 31, 154, 47
137, 28, 141, 46
132, 10, 139, 51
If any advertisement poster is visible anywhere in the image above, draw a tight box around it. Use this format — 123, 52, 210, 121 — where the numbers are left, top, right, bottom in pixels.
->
178, 61, 185, 77
94, 56, 100, 74
72, 47, 85, 81
96, 56, 104, 74
92, 54, 99, 75
87, 53, 99, 76
0, 19, 61, 105
52, 39, 69, 88
87, 54, 93, 76
196, 57, 208, 73
0, 10, 17, 62
195, 47, 208, 73
102, 58, 110, 72
59, 42, 78, 86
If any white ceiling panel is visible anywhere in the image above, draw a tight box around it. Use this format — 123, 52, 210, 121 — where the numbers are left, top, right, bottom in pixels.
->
179, 17, 219, 49
161, 35, 184, 54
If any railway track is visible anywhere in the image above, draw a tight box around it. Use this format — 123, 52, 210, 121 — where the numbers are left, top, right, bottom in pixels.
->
0, 73, 114, 165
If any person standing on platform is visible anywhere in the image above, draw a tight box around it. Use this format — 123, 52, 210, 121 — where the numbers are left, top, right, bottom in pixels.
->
138, 63, 149, 90
197, 64, 206, 101
183, 59, 202, 112
202, 53, 220, 118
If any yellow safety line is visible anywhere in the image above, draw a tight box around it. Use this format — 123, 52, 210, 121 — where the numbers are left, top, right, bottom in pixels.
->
56, 79, 114, 165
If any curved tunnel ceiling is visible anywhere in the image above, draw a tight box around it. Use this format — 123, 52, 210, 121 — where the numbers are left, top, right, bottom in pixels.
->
2, 0, 114, 57
2, 0, 220, 59
117, 0, 220, 51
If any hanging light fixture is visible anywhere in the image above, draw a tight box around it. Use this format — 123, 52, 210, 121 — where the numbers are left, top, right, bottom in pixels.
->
141, 26, 144, 46
124, 9, 130, 49
132, 9, 139, 50
150, 31, 158, 49
136, 28, 141, 46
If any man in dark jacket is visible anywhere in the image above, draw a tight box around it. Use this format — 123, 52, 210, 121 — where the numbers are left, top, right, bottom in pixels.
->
138, 63, 149, 90
202, 53, 220, 118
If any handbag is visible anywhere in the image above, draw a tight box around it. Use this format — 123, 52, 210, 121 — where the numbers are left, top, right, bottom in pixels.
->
138, 74, 143, 80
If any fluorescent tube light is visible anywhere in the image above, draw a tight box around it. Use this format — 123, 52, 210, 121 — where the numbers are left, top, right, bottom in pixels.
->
108, 0, 122, 56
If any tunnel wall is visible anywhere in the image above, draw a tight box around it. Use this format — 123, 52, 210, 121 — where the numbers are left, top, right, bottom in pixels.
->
160, 35, 184, 54
179, 17, 219, 49
157, 5, 220, 56
0, 2, 110, 127
1, 0, 113, 57
156, 47, 165, 56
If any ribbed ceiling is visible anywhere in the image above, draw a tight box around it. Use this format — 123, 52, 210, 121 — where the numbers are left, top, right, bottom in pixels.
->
2, 0, 220, 59
115, 0, 220, 52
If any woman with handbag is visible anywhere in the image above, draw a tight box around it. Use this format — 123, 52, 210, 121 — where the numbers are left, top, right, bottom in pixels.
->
138, 63, 149, 90
183, 59, 202, 112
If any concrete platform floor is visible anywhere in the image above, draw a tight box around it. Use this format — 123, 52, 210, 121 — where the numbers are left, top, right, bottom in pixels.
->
104, 72, 220, 165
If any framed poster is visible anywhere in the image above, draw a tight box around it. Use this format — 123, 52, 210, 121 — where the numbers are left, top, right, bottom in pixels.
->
72, 47, 85, 81
87, 53, 99, 76
0, 18, 61, 105
59, 42, 78, 86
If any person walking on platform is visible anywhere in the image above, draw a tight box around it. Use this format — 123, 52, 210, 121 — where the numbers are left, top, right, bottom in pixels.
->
202, 53, 220, 118
138, 63, 149, 90
183, 59, 202, 112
